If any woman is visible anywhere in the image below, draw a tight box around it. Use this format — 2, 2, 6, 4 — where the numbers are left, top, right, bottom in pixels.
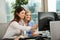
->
3, 6, 38, 40
24, 10, 39, 37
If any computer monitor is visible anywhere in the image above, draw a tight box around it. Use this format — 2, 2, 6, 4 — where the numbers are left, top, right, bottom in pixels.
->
38, 12, 58, 31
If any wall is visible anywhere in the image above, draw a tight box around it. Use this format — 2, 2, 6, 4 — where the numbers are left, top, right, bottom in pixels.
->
0, 0, 7, 23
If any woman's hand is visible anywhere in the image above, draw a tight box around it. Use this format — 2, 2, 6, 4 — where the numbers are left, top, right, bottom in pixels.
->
32, 32, 39, 37
34, 24, 38, 29
31, 24, 38, 30
14, 36, 19, 40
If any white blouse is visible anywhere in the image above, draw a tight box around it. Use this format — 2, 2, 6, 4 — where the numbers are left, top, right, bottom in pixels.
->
3, 21, 31, 39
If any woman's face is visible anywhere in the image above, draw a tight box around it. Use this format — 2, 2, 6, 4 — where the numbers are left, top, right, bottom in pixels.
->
18, 10, 25, 19
25, 12, 31, 21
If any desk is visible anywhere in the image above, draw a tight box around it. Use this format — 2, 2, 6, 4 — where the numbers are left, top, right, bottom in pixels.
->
3, 36, 51, 40
20, 36, 43, 40
3, 36, 43, 40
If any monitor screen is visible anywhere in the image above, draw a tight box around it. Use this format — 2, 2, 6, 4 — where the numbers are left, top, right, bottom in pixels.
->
38, 12, 58, 31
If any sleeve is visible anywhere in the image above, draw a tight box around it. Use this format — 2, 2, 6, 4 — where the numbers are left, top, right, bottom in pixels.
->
28, 20, 35, 26
11, 21, 31, 31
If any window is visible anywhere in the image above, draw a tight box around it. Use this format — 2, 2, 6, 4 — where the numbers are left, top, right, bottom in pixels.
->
6, 0, 15, 22
56, 0, 60, 15
48, 0, 56, 12
22, 0, 42, 23
6, 0, 43, 23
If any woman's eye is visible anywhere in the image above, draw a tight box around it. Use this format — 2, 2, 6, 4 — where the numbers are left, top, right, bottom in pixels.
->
26, 15, 28, 16
22, 13, 23, 14
22, 12, 25, 14
30, 15, 31, 16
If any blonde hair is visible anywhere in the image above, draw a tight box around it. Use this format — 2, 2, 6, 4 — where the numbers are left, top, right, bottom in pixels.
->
25, 10, 32, 21
25, 10, 31, 14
